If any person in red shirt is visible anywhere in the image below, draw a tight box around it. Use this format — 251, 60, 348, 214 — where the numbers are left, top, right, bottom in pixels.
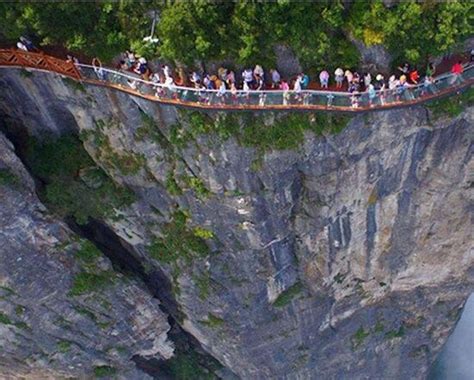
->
409, 68, 420, 84
451, 60, 464, 75
451, 60, 464, 85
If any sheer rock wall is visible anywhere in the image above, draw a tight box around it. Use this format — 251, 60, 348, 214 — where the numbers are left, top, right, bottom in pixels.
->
0, 129, 173, 379
0, 69, 473, 379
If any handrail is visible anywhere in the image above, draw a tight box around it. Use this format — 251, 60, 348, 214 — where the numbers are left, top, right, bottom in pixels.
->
0, 49, 472, 113
0, 49, 81, 79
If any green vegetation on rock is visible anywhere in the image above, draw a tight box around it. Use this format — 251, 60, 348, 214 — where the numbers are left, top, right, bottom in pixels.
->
148, 210, 210, 264
69, 240, 117, 297
166, 171, 183, 196
427, 87, 474, 119
61, 77, 86, 93
94, 365, 117, 378
0, 312, 13, 325
75, 240, 102, 265
0, 168, 20, 188
194, 271, 211, 300
82, 120, 146, 176
164, 351, 216, 380
69, 271, 115, 296
349, 1, 472, 64
273, 282, 303, 308
183, 176, 210, 198
352, 326, 370, 349
385, 325, 405, 339
200, 313, 224, 328
57, 340, 71, 353
169, 111, 351, 153
25, 133, 135, 225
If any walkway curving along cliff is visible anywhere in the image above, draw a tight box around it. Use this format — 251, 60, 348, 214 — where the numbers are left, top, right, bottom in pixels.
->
0, 49, 472, 113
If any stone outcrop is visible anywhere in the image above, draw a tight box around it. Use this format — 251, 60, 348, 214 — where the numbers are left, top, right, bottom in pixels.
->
0, 68, 473, 379
0, 130, 173, 378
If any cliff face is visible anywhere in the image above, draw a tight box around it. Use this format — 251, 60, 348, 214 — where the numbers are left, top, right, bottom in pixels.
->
0, 69, 473, 379
0, 130, 173, 378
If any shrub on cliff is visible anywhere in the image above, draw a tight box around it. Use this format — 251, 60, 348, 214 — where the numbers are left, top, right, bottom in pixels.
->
25, 134, 135, 225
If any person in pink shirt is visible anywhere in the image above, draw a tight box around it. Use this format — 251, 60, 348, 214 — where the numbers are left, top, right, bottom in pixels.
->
319, 70, 329, 89
280, 80, 290, 105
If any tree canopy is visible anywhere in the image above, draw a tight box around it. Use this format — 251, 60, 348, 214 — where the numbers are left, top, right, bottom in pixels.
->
0, 1, 472, 69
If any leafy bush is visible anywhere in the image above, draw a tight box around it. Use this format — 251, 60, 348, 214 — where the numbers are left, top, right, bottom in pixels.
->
0, 312, 13, 325
193, 227, 214, 240
69, 271, 115, 296
75, 240, 101, 264
184, 176, 210, 198
385, 325, 405, 340
0, 168, 20, 188
57, 340, 71, 353
200, 313, 224, 328
194, 272, 211, 300
426, 87, 474, 119
166, 171, 182, 196
148, 211, 210, 264
1, 2, 471, 71
93, 365, 117, 378
273, 282, 303, 308
25, 134, 135, 224
352, 326, 370, 348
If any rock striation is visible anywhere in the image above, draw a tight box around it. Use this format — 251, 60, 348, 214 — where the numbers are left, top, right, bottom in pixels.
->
0, 68, 473, 379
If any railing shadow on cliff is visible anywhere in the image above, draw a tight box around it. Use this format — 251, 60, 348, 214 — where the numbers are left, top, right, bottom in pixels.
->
0, 49, 473, 113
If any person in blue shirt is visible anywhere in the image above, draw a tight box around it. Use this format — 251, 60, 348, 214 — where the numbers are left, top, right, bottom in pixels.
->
300, 73, 310, 89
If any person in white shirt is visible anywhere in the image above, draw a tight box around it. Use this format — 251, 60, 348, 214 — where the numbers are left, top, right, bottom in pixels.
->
335, 67, 344, 88
16, 42, 28, 51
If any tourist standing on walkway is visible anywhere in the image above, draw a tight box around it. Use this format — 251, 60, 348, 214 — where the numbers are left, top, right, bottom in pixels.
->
363, 72, 371, 89
319, 70, 329, 89
409, 68, 419, 84
300, 73, 310, 89
217, 80, 226, 103
280, 79, 290, 105
422, 75, 435, 96
398, 62, 410, 75
335, 67, 344, 88
16, 41, 28, 51
20, 36, 35, 51
255, 74, 264, 91
226, 70, 235, 86
426, 63, 435, 78
367, 83, 376, 106
242, 68, 254, 88
451, 60, 464, 84
344, 70, 353, 87
270, 69, 281, 88
254, 65, 264, 81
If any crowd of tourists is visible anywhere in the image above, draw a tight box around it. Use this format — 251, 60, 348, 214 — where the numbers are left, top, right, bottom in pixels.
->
105, 49, 469, 107
12, 38, 470, 107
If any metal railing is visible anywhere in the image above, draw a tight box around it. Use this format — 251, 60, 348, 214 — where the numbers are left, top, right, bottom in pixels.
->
0, 49, 472, 112
0, 49, 81, 79
76, 62, 474, 111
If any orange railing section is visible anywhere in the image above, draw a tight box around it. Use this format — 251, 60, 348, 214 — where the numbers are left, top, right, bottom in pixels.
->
0, 49, 81, 79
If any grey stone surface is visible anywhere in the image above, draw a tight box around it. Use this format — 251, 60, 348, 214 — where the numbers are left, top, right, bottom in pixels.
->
0, 68, 473, 379
0, 130, 172, 378
348, 33, 393, 73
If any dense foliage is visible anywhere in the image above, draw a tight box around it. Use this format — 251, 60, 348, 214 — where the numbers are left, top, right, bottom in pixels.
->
0, 1, 472, 69
25, 134, 135, 224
